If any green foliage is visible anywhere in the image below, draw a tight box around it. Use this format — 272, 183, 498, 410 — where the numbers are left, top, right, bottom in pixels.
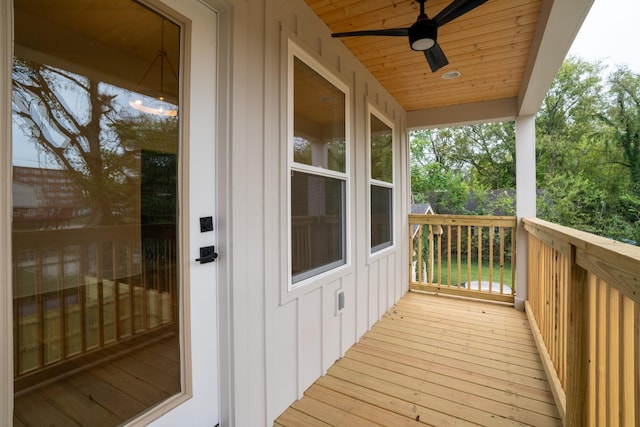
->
409, 56, 640, 245
537, 172, 606, 233
411, 162, 468, 213
601, 67, 640, 196
410, 123, 515, 214
535, 57, 606, 188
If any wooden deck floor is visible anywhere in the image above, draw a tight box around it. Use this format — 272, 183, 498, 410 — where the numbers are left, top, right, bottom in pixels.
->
13, 334, 180, 427
275, 292, 561, 426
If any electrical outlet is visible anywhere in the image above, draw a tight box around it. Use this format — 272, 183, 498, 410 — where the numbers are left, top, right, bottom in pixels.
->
336, 290, 345, 315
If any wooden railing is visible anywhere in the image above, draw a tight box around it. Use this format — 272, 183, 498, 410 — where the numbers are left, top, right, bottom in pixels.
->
524, 217, 640, 426
291, 215, 341, 276
12, 224, 177, 390
409, 214, 517, 303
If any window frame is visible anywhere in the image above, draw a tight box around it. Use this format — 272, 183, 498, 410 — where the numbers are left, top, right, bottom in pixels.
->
285, 38, 351, 298
367, 103, 395, 256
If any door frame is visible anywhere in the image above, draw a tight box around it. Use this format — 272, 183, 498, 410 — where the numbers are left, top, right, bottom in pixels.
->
203, 0, 235, 423
117, 0, 235, 424
1, 0, 14, 423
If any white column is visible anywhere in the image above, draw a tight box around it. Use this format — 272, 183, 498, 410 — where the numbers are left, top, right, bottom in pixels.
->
515, 115, 536, 311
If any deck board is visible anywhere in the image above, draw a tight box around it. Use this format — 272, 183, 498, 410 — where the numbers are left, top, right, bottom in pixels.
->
275, 292, 561, 426
13, 335, 179, 426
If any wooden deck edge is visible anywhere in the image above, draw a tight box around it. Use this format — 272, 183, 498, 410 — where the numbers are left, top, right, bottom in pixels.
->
525, 300, 566, 425
409, 283, 515, 304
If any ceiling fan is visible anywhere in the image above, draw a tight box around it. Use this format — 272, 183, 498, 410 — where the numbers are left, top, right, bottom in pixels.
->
331, 0, 488, 73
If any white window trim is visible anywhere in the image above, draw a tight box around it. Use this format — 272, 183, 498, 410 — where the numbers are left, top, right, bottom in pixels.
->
282, 37, 352, 304
367, 102, 396, 259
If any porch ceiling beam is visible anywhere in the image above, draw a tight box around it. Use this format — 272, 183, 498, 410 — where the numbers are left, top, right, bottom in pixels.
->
517, 0, 595, 116
406, 97, 517, 130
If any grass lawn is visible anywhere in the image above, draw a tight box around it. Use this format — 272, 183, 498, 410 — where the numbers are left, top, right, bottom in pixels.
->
426, 258, 513, 287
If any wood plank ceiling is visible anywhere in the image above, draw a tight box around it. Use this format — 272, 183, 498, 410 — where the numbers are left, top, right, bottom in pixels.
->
305, 0, 543, 113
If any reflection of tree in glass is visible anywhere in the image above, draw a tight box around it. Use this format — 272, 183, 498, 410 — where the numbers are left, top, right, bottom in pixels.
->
327, 140, 345, 172
371, 133, 392, 182
12, 58, 177, 226
293, 136, 312, 165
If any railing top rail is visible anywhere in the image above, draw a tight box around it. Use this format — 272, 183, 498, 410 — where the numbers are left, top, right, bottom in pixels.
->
12, 223, 175, 249
409, 214, 517, 227
523, 217, 640, 304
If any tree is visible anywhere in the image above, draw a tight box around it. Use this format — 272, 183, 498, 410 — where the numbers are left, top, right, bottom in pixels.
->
410, 129, 469, 212
600, 67, 640, 196
535, 57, 607, 188
537, 172, 606, 233
449, 122, 515, 190
410, 123, 515, 214
12, 58, 176, 226
411, 162, 468, 213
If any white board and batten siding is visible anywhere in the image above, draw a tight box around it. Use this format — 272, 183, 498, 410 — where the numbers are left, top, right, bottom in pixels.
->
225, 0, 409, 424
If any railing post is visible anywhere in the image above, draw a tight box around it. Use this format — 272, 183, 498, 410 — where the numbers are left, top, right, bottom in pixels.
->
566, 245, 588, 426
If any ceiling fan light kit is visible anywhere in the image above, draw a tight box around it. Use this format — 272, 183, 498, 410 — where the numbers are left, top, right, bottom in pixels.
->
331, 0, 488, 73
409, 19, 437, 51
441, 70, 461, 79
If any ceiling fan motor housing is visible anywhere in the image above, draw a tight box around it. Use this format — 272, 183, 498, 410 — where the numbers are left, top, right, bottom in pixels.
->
409, 19, 437, 51
331, 0, 488, 72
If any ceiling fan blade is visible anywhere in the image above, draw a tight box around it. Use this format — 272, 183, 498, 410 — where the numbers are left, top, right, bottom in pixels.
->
433, 0, 488, 27
332, 28, 409, 38
424, 42, 449, 72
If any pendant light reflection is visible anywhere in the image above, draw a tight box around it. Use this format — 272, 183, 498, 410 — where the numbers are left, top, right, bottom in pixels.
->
129, 18, 179, 117
129, 98, 178, 117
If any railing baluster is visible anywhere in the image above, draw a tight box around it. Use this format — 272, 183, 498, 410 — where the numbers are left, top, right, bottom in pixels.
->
427, 225, 433, 285
446, 225, 452, 287
566, 246, 588, 427
417, 224, 423, 284
596, 278, 607, 425
488, 226, 494, 291
37, 248, 44, 371
457, 225, 462, 288
13, 257, 19, 376
477, 226, 482, 287
511, 227, 516, 294
435, 225, 444, 284
633, 300, 639, 425
97, 243, 105, 347
467, 226, 472, 288
607, 287, 621, 427
587, 275, 596, 425
499, 227, 505, 293
128, 238, 135, 337
112, 242, 120, 341
57, 247, 65, 361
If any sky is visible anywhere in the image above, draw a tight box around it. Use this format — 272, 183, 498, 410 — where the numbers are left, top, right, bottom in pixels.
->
568, 0, 640, 73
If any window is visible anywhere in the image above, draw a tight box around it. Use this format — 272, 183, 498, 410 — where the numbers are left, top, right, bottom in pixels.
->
289, 50, 348, 285
369, 110, 394, 252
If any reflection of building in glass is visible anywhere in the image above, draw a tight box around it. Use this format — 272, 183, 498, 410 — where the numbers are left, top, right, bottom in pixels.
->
12, 166, 84, 228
